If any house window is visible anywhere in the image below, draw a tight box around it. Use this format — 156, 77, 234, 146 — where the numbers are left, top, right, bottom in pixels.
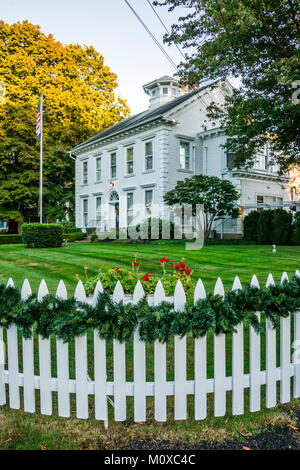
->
96, 157, 102, 182
96, 197, 101, 224
152, 88, 159, 97
127, 192, 134, 226
257, 195, 264, 211
126, 147, 134, 175
82, 161, 88, 185
179, 141, 190, 169
145, 141, 153, 171
163, 87, 168, 95
110, 152, 117, 178
145, 190, 153, 218
226, 151, 235, 168
83, 199, 88, 226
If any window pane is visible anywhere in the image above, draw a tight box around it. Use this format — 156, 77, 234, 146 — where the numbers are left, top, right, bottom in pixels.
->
180, 142, 190, 169
96, 197, 101, 223
145, 142, 153, 170
127, 193, 134, 226
96, 157, 101, 181
145, 190, 153, 217
83, 199, 88, 226
111, 153, 117, 178
127, 148, 134, 174
163, 87, 168, 95
83, 161, 88, 184
226, 152, 235, 168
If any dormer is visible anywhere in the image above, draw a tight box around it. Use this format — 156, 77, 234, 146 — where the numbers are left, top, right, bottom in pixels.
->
143, 76, 186, 110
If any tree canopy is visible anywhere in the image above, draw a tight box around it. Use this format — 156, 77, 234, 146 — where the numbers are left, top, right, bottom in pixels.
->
155, 0, 300, 172
164, 175, 240, 237
0, 21, 130, 229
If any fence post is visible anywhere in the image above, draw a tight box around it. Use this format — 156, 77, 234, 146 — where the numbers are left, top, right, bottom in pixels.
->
154, 280, 167, 422
232, 276, 244, 415
294, 270, 300, 398
22, 279, 35, 413
56, 280, 70, 418
174, 280, 187, 420
133, 281, 146, 423
266, 274, 277, 408
250, 275, 261, 412
113, 281, 126, 422
280, 272, 291, 404
194, 279, 207, 420
6, 278, 20, 410
214, 277, 226, 417
38, 280, 52, 415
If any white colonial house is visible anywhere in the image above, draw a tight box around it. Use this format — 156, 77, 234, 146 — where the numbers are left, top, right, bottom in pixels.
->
71, 76, 296, 238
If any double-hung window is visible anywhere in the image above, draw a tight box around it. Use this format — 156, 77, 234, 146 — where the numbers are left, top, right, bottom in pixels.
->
96, 157, 102, 182
83, 199, 88, 226
127, 192, 134, 226
82, 161, 88, 185
126, 147, 134, 175
145, 141, 153, 171
96, 197, 101, 224
145, 190, 153, 218
111, 152, 117, 178
179, 141, 190, 170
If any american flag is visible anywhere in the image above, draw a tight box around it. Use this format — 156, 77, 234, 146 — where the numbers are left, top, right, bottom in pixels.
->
36, 94, 42, 141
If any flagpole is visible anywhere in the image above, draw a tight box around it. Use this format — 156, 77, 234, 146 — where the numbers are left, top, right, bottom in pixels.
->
39, 93, 43, 224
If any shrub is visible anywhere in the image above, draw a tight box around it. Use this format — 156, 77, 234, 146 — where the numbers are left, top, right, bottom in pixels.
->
257, 210, 274, 244
243, 211, 260, 241
273, 209, 293, 245
63, 231, 85, 242
291, 212, 300, 245
90, 233, 99, 242
0, 234, 23, 245
57, 221, 78, 234
22, 223, 63, 248
133, 218, 175, 241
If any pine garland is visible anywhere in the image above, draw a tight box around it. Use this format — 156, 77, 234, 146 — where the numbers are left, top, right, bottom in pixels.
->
0, 276, 299, 343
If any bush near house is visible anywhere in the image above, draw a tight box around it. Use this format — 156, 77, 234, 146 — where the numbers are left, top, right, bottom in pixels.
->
64, 231, 86, 242
243, 211, 260, 241
257, 210, 275, 244
22, 223, 63, 248
0, 234, 23, 245
273, 209, 293, 245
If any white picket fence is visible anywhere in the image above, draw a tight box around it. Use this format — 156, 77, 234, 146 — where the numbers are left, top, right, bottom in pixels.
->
0, 271, 299, 426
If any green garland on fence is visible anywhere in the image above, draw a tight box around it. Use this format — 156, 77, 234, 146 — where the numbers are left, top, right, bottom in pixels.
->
0, 276, 300, 343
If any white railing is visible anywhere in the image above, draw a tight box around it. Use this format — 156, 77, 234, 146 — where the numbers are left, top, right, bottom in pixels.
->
0, 272, 299, 426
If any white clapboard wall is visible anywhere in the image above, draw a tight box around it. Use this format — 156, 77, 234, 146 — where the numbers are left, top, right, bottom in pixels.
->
0, 271, 299, 424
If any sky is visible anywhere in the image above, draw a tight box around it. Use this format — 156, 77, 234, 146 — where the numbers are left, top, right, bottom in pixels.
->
1, 0, 193, 114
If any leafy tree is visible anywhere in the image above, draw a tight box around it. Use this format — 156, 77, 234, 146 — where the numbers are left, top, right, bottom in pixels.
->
0, 21, 130, 231
164, 175, 240, 237
155, 0, 300, 172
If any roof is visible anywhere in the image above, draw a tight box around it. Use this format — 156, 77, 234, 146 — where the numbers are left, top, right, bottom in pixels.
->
71, 80, 216, 153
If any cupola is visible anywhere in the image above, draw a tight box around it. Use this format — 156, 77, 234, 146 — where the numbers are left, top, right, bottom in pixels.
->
143, 76, 186, 110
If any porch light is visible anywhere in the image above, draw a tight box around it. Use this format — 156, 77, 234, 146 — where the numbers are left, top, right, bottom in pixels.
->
109, 181, 115, 188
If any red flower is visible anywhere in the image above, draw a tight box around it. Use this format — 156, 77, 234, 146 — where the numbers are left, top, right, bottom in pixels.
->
141, 273, 150, 281
175, 262, 186, 270
185, 266, 192, 276
115, 267, 121, 273
160, 257, 169, 263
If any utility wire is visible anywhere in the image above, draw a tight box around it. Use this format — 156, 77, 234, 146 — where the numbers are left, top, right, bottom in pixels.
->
145, 0, 186, 61
124, 0, 178, 71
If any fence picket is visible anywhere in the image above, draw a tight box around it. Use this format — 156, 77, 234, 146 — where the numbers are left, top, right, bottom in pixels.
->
74, 281, 89, 419
113, 282, 126, 421
6, 278, 20, 410
266, 274, 277, 408
280, 273, 291, 404
154, 281, 167, 422
93, 281, 108, 423
0, 324, 5, 406
56, 281, 70, 418
194, 279, 207, 420
174, 280, 187, 420
250, 275, 261, 412
22, 279, 35, 413
133, 281, 146, 422
38, 280, 52, 415
214, 278, 226, 417
232, 276, 244, 415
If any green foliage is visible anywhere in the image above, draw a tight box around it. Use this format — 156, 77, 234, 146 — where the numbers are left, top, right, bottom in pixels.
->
22, 223, 63, 248
273, 209, 293, 245
164, 175, 240, 237
58, 221, 78, 234
156, 0, 300, 171
0, 276, 299, 343
133, 218, 175, 241
243, 211, 260, 242
90, 233, 99, 242
257, 210, 275, 244
0, 234, 23, 245
63, 231, 85, 242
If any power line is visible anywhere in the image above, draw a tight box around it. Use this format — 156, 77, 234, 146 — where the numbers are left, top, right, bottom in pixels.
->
145, 0, 186, 61
124, 0, 178, 71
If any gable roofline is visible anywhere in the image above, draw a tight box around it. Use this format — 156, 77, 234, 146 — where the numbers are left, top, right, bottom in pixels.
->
70, 79, 225, 154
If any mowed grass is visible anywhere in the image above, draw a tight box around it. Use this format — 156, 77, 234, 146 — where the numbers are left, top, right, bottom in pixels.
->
0, 240, 299, 450
0, 240, 299, 294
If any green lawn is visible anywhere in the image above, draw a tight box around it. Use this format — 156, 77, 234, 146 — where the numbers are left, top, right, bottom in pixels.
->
0, 240, 299, 450
0, 240, 299, 294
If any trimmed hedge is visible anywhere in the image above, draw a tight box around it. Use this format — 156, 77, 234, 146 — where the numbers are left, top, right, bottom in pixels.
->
22, 223, 63, 248
0, 234, 23, 245
63, 231, 85, 242
243, 211, 260, 242
273, 209, 293, 245
258, 210, 274, 244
